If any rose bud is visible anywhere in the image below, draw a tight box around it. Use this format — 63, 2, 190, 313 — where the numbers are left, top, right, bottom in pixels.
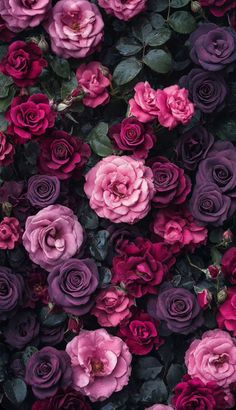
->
223, 229, 234, 245
217, 288, 228, 304
206, 265, 221, 280
197, 289, 212, 310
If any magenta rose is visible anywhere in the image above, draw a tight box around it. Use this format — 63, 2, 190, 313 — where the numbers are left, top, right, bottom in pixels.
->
92, 286, 135, 327
6, 94, 56, 144
76, 61, 111, 108
0, 41, 47, 87
0, 217, 21, 250
0, 0, 51, 32
0, 131, 15, 166
129, 82, 159, 123
149, 156, 191, 208
217, 288, 236, 336
222, 247, 236, 284
84, 155, 154, 224
156, 85, 195, 130
22, 204, 84, 271
44, 0, 104, 59
200, 0, 236, 17
185, 329, 236, 387
109, 117, 156, 159
98, 0, 147, 21
38, 130, 91, 180
66, 329, 132, 401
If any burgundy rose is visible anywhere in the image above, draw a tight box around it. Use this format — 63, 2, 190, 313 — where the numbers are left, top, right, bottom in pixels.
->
32, 389, 91, 410
118, 310, 163, 355
25, 270, 49, 308
217, 287, 236, 336
0, 131, 15, 167
0, 41, 47, 87
200, 0, 236, 17
0, 216, 21, 250
222, 247, 236, 284
109, 117, 156, 159
0, 266, 24, 320
38, 131, 91, 180
4, 310, 39, 349
6, 94, 56, 143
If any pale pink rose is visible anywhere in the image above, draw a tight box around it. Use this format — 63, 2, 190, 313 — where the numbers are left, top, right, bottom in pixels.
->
0, 0, 51, 32
22, 204, 83, 271
185, 329, 236, 387
98, 0, 147, 21
156, 85, 195, 130
76, 61, 111, 108
44, 0, 104, 59
146, 405, 174, 410
66, 329, 132, 401
84, 155, 155, 224
92, 286, 135, 327
129, 82, 159, 123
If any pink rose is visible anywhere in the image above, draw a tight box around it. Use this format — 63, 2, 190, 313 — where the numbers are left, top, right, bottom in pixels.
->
0, 217, 21, 250
146, 405, 174, 410
44, 0, 104, 59
98, 0, 147, 21
0, 132, 15, 166
156, 85, 195, 130
22, 204, 83, 271
0, 0, 51, 32
84, 155, 155, 224
217, 288, 236, 336
76, 61, 111, 108
129, 82, 159, 123
66, 329, 132, 401
197, 289, 212, 310
185, 329, 236, 387
92, 286, 134, 327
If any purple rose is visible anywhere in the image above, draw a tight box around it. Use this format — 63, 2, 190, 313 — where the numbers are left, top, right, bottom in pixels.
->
189, 23, 236, 71
175, 126, 214, 171
0, 266, 24, 320
179, 68, 228, 113
25, 347, 72, 399
4, 310, 39, 349
48, 258, 99, 315
190, 183, 232, 226
27, 175, 60, 208
40, 324, 66, 346
148, 285, 203, 335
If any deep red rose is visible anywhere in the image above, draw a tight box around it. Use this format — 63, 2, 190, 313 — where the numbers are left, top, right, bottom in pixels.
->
173, 375, 231, 409
200, 0, 236, 17
217, 287, 236, 336
0, 41, 47, 87
221, 247, 236, 284
109, 117, 156, 159
6, 94, 56, 143
38, 130, 91, 180
0, 17, 15, 42
0, 131, 15, 166
112, 237, 175, 298
32, 389, 91, 410
0, 216, 21, 250
118, 309, 163, 355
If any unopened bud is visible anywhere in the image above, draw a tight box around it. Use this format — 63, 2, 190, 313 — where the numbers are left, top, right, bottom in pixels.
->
2, 201, 12, 217
191, 1, 202, 13
206, 265, 221, 280
222, 229, 233, 245
217, 288, 228, 304
27, 35, 49, 52
57, 102, 72, 112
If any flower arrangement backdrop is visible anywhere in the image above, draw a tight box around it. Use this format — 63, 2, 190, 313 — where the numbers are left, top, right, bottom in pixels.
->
0, 0, 236, 409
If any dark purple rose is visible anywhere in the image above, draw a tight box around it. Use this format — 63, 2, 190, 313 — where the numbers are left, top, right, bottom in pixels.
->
109, 117, 156, 159
176, 126, 214, 171
27, 175, 60, 208
4, 310, 39, 349
0, 266, 24, 320
25, 347, 72, 399
190, 183, 232, 226
10, 358, 25, 378
179, 68, 228, 113
40, 324, 66, 346
148, 284, 203, 335
48, 258, 99, 316
149, 156, 191, 208
189, 23, 236, 71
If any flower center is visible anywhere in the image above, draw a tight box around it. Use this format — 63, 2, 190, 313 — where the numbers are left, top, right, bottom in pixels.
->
212, 353, 228, 367
91, 359, 104, 374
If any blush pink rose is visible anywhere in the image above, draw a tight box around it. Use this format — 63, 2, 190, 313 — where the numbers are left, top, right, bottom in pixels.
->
146, 405, 174, 410
44, 0, 104, 59
98, 0, 147, 21
22, 204, 83, 271
156, 85, 195, 130
0, 0, 51, 32
129, 82, 159, 123
76, 62, 111, 108
92, 286, 135, 327
185, 329, 236, 387
84, 155, 155, 224
66, 329, 132, 401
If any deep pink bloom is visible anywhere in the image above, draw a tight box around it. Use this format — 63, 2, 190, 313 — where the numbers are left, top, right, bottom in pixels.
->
197, 289, 212, 310
221, 247, 236, 284
0, 132, 15, 166
217, 287, 236, 336
200, 0, 236, 17
98, 0, 147, 21
129, 82, 159, 123
0, 217, 21, 250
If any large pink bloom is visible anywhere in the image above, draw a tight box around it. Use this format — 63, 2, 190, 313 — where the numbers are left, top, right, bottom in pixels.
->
185, 329, 236, 387
98, 0, 147, 21
129, 82, 159, 123
84, 155, 155, 224
146, 405, 174, 410
66, 329, 132, 401
44, 0, 104, 59
22, 205, 83, 271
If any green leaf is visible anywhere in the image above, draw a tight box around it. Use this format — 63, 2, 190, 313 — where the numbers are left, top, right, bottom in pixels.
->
150, 13, 165, 29
166, 364, 185, 390
148, 0, 169, 11
132, 19, 153, 43
135, 357, 163, 380
113, 57, 142, 86
0, 72, 13, 98
89, 122, 113, 157
0, 113, 8, 131
89, 230, 110, 261
143, 49, 172, 73
168, 11, 197, 34
140, 379, 168, 403
40, 307, 67, 327
116, 37, 142, 56
211, 116, 236, 141
0, 86, 16, 113
211, 247, 222, 265
49, 56, 70, 79
61, 72, 78, 100
3, 378, 27, 405
22, 346, 38, 366
147, 27, 172, 46
0, 45, 8, 60
171, 0, 191, 7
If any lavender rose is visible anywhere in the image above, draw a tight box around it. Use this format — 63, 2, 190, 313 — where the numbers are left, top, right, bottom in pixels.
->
0, 266, 24, 320
189, 23, 236, 71
4, 310, 39, 349
25, 347, 72, 399
48, 258, 99, 316
148, 285, 203, 335
27, 175, 60, 208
